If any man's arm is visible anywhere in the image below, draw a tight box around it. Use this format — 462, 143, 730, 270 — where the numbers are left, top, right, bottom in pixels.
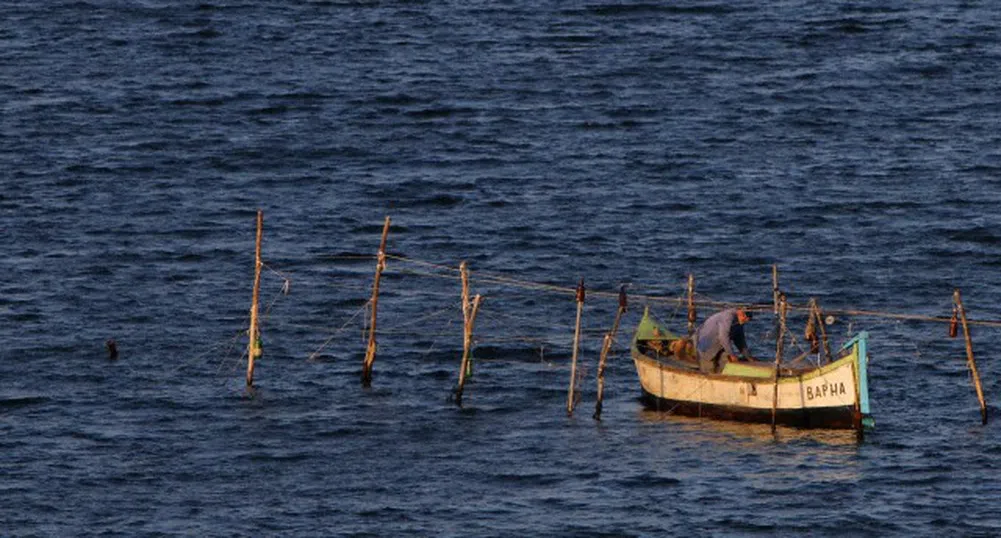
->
719, 321, 739, 357
731, 324, 750, 357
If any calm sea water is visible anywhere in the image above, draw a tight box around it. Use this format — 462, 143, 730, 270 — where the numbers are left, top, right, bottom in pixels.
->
3, 1, 1001, 536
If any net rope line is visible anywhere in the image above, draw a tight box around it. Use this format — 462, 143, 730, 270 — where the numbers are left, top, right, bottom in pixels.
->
380, 254, 1001, 329
244, 254, 989, 366
306, 300, 372, 361
422, 316, 456, 358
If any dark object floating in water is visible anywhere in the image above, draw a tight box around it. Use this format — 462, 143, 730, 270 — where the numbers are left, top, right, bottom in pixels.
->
106, 339, 119, 361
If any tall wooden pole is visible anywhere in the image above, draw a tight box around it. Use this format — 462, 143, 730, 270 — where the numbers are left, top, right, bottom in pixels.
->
686, 274, 696, 337
771, 293, 787, 432
246, 209, 264, 387
772, 265, 781, 360
455, 294, 482, 407
567, 279, 585, 416
772, 265, 779, 315
814, 301, 831, 363
361, 216, 391, 387
954, 289, 988, 425
460, 261, 473, 377
594, 286, 627, 421
805, 298, 819, 355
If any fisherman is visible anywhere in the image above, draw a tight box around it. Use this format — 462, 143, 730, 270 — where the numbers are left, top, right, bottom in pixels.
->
692, 308, 754, 373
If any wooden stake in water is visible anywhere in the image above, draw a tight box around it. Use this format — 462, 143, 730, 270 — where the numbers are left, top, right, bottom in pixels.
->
247, 209, 263, 387
687, 274, 696, 337
813, 300, 831, 363
594, 286, 627, 421
455, 294, 482, 407
567, 278, 585, 416
771, 293, 787, 432
772, 265, 779, 315
805, 298, 819, 355
460, 261, 473, 378
954, 289, 988, 425
361, 216, 391, 387
772, 265, 781, 356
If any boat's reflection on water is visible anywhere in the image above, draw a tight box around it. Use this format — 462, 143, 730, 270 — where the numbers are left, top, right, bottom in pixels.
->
638, 408, 861, 447
637, 409, 864, 484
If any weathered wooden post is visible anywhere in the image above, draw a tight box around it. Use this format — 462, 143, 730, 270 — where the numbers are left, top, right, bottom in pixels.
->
805, 298, 819, 355
594, 286, 627, 421
361, 216, 391, 387
954, 289, 988, 425
772, 264, 781, 358
246, 209, 263, 387
771, 293, 787, 432
460, 261, 474, 378
772, 265, 779, 315
455, 294, 482, 407
813, 300, 831, 362
567, 278, 585, 416
687, 274, 696, 337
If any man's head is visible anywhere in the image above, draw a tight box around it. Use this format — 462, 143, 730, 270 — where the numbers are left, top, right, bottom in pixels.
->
736, 308, 752, 325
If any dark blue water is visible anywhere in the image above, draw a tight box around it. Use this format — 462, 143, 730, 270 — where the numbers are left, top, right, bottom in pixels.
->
3, 1, 1001, 535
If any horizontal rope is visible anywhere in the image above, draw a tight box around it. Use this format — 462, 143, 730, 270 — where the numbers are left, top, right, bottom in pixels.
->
376, 253, 1001, 328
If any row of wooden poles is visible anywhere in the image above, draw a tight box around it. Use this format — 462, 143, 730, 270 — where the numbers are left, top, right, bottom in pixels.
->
245, 213, 626, 417
766, 265, 988, 429
358, 217, 630, 417
244, 211, 988, 425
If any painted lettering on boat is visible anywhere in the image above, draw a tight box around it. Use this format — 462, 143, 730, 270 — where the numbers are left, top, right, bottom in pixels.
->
806, 382, 847, 400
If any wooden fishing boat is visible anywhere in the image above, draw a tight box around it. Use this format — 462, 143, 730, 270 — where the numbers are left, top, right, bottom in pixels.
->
632, 308, 873, 431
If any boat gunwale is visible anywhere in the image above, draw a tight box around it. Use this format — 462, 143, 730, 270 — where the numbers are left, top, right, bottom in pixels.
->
630, 345, 858, 384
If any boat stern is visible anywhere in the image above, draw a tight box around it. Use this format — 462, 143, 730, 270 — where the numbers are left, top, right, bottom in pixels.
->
841, 331, 874, 430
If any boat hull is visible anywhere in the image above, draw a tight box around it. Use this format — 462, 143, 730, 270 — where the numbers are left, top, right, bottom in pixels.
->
637, 388, 858, 429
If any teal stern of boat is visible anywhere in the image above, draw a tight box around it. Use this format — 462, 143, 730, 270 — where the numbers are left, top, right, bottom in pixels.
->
842, 331, 874, 430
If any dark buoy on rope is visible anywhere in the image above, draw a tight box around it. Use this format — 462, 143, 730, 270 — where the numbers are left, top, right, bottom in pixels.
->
106, 339, 119, 361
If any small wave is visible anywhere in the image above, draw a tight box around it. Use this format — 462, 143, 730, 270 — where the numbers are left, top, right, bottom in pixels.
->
246, 451, 315, 463
490, 471, 564, 486
0, 396, 48, 409
171, 28, 222, 40
395, 194, 464, 209
614, 473, 682, 489
372, 93, 422, 106
168, 97, 228, 107
583, 4, 737, 16
948, 226, 1000, 245
837, 20, 869, 34
404, 106, 476, 119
